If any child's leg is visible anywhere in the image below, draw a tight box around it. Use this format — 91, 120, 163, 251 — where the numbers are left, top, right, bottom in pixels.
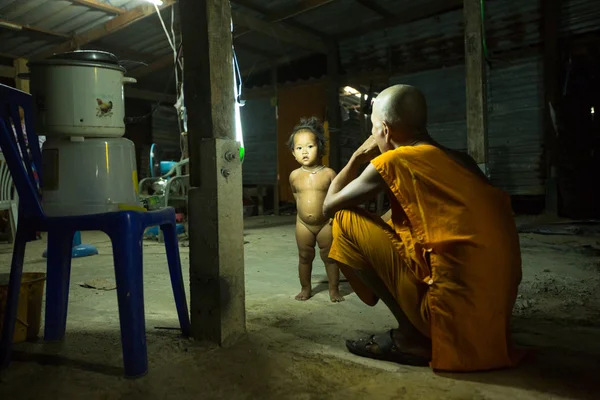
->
317, 223, 344, 302
295, 220, 317, 301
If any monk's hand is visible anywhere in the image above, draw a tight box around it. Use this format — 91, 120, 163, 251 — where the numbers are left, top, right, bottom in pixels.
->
352, 135, 380, 164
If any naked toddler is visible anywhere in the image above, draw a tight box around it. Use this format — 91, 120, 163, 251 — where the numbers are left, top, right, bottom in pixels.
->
288, 117, 344, 302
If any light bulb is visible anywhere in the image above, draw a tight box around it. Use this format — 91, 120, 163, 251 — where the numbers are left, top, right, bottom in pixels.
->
144, 0, 163, 6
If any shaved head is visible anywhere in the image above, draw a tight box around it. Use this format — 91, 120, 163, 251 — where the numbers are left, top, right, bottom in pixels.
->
373, 84, 428, 136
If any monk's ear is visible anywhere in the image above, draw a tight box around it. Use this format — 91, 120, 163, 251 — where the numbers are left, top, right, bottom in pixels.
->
382, 121, 392, 143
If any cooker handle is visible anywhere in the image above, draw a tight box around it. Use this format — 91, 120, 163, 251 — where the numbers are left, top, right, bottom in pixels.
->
122, 77, 137, 84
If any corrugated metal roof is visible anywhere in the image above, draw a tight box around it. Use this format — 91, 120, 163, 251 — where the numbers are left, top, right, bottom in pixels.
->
292, 0, 381, 36
0, 0, 598, 94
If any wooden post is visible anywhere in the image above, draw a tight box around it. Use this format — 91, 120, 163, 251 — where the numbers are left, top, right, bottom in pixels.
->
179, 0, 246, 346
542, 0, 560, 214
327, 41, 342, 172
271, 65, 280, 216
463, 0, 488, 175
13, 58, 29, 93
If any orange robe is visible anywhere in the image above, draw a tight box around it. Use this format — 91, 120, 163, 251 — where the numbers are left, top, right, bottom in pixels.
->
329, 144, 525, 372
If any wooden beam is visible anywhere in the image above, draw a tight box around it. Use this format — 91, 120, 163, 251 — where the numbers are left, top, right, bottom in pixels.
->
233, 0, 333, 39
13, 58, 29, 93
180, 0, 246, 345
33, 0, 176, 59
69, 0, 126, 14
234, 0, 335, 22
337, 0, 462, 39
128, 33, 281, 80
231, 10, 327, 53
354, 0, 394, 18
128, 54, 174, 79
542, 0, 561, 214
0, 65, 15, 79
0, 18, 70, 39
464, 0, 488, 173
235, 43, 279, 59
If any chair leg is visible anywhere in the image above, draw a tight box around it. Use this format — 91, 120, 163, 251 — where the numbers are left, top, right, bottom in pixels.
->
110, 227, 148, 378
0, 230, 27, 369
44, 230, 75, 342
160, 222, 190, 337
7, 205, 16, 244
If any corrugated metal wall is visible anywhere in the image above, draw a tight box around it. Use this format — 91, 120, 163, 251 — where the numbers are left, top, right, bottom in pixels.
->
389, 65, 467, 151
340, 0, 541, 74
240, 97, 278, 185
389, 55, 544, 196
560, 0, 600, 36
380, 0, 547, 196
151, 105, 181, 160
487, 56, 544, 195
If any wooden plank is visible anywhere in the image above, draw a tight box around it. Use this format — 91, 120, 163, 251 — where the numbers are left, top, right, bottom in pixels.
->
337, 0, 462, 39
33, 0, 176, 59
354, 0, 394, 18
69, 0, 126, 14
0, 65, 15, 79
463, 0, 488, 172
542, 0, 561, 214
271, 65, 280, 216
231, 10, 327, 53
13, 58, 29, 93
0, 18, 70, 38
180, 0, 246, 345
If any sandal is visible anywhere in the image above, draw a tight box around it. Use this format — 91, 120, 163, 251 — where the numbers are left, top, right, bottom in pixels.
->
345, 330, 430, 366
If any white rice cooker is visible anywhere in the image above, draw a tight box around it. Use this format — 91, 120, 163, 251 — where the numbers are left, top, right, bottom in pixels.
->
28, 50, 136, 138
27, 50, 142, 217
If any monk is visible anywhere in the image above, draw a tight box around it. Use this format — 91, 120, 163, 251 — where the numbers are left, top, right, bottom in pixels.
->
323, 84, 525, 371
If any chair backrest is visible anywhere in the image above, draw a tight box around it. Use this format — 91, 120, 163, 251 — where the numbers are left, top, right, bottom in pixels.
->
0, 154, 16, 203
0, 84, 44, 219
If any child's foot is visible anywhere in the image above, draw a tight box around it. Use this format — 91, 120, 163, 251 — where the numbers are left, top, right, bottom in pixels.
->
295, 287, 312, 301
329, 289, 345, 303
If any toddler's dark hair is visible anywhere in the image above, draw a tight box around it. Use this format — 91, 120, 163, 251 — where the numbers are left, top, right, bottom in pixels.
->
287, 117, 328, 157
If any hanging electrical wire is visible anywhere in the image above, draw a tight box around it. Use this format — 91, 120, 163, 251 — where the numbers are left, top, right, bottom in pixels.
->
480, 0, 491, 64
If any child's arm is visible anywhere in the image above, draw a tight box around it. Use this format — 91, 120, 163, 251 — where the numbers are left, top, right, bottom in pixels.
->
289, 170, 298, 202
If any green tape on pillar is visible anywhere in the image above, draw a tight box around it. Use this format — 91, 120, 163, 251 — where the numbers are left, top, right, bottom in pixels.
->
240, 147, 245, 163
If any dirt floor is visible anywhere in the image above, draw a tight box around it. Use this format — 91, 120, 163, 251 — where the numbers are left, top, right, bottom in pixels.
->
0, 215, 599, 400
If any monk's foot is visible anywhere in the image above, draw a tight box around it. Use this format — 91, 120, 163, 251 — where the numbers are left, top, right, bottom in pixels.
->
295, 287, 312, 301
345, 330, 431, 366
390, 329, 431, 359
329, 288, 345, 302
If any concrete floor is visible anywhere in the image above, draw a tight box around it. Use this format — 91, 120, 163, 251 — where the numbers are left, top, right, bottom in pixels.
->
0, 215, 599, 400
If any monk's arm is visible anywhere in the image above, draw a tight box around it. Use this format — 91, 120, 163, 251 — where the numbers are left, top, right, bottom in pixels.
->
323, 160, 386, 218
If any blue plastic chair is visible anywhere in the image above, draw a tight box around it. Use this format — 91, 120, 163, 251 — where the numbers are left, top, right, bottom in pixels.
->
0, 84, 190, 378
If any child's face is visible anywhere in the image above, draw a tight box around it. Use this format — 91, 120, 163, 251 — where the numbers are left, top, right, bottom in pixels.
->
292, 130, 320, 167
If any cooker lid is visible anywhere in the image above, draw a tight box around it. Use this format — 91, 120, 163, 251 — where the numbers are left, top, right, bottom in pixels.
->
48, 50, 120, 66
